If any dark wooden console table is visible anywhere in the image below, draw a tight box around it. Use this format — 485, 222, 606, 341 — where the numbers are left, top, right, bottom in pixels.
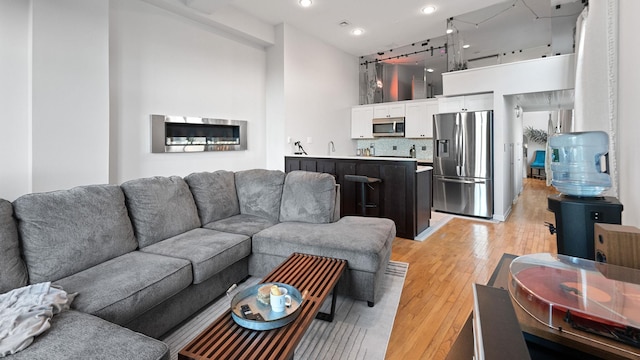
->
178, 253, 346, 360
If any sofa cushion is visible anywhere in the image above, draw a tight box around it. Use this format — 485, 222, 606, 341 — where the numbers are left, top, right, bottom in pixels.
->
140, 228, 250, 284
184, 170, 240, 224
252, 216, 395, 273
121, 176, 201, 248
279, 171, 337, 224
203, 214, 278, 237
54, 251, 192, 326
13, 185, 137, 284
0, 199, 28, 293
7, 310, 169, 360
235, 169, 285, 223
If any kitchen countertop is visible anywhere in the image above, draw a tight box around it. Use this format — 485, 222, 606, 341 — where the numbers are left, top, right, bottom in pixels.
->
287, 154, 432, 173
288, 154, 432, 162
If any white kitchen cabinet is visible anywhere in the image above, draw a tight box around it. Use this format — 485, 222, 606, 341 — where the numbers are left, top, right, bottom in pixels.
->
351, 106, 374, 139
404, 99, 438, 138
373, 103, 405, 118
437, 93, 493, 113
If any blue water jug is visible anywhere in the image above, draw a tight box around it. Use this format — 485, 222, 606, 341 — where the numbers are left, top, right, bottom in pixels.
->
549, 131, 611, 197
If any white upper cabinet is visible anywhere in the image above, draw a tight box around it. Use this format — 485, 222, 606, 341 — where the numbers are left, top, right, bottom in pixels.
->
373, 103, 405, 118
351, 106, 374, 139
404, 99, 438, 138
438, 93, 494, 113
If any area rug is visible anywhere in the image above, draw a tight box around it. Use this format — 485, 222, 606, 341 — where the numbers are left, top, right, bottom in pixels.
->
162, 261, 408, 360
414, 211, 454, 241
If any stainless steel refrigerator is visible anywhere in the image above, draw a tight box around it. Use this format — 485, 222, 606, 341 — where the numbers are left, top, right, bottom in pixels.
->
433, 111, 493, 218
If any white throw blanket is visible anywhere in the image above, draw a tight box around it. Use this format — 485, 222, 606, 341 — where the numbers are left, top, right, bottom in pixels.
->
0, 282, 76, 357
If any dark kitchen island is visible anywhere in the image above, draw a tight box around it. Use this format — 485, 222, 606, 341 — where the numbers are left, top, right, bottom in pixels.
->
285, 155, 432, 239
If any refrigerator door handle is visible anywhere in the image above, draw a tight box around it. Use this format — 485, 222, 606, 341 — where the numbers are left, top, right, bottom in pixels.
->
438, 177, 487, 185
455, 118, 462, 176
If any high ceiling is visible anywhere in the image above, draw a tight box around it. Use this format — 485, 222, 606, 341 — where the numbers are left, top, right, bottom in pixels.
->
195, 0, 584, 60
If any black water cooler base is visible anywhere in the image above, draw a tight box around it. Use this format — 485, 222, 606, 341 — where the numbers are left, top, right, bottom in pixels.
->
547, 194, 623, 260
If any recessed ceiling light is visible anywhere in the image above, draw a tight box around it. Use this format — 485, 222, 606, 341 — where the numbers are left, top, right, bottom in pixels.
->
351, 28, 364, 36
463, 44, 470, 49
299, 0, 312, 7
426, 68, 435, 73
421, 5, 436, 14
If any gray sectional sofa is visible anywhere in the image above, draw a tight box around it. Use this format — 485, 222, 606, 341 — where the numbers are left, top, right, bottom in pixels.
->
0, 169, 396, 359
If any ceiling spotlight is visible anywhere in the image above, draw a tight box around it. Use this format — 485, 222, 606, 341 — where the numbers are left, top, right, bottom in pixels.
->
446, 17, 454, 34
426, 68, 435, 73
351, 28, 364, 36
463, 44, 470, 49
299, 0, 312, 7
421, 5, 436, 15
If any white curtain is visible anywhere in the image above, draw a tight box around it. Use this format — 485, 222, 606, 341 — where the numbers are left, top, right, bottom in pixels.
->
545, 116, 554, 187
572, 1, 619, 197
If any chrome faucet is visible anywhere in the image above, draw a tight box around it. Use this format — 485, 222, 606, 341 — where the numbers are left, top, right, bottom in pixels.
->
328, 141, 335, 155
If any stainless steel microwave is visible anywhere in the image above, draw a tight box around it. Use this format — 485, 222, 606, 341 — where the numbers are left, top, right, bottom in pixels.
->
372, 117, 405, 137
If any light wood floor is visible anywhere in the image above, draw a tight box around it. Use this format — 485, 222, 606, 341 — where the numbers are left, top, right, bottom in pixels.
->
386, 178, 558, 359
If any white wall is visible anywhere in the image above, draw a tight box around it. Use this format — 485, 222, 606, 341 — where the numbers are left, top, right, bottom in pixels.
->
109, 0, 267, 182
0, 0, 110, 200
32, 0, 110, 192
442, 55, 575, 220
265, 25, 286, 170
0, 0, 30, 201
268, 23, 358, 166
618, 0, 640, 227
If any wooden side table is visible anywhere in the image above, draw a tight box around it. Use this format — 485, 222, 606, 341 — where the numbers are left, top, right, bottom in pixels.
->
179, 253, 347, 360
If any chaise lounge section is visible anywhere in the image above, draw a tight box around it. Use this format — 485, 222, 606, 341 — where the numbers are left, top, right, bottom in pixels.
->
0, 169, 396, 358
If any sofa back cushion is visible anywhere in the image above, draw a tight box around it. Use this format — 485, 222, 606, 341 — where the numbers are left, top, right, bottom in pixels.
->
184, 170, 240, 225
0, 199, 28, 292
235, 169, 285, 222
121, 176, 201, 248
279, 171, 337, 224
12, 185, 137, 284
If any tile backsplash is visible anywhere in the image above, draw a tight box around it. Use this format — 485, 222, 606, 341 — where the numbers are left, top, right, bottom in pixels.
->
356, 138, 433, 161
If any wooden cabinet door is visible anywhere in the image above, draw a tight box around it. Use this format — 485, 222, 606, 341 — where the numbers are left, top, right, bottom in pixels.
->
438, 94, 493, 112
336, 162, 357, 216
285, 158, 301, 172
301, 159, 317, 172
373, 103, 405, 118
351, 106, 374, 139
404, 101, 428, 138
424, 100, 438, 138
316, 160, 336, 176
438, 96, 466, 113
464, 93, 493, 111
379, 163, 409, 236
405, 100, 437, 138
388, 103, 406, 117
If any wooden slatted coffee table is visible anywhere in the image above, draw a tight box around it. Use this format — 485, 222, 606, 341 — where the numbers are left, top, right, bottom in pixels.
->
179, 253, 347, 360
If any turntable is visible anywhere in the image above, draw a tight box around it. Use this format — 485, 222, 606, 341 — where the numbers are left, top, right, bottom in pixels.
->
509, 253, 640, 349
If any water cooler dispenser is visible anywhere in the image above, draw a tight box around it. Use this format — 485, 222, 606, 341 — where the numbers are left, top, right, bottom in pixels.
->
546, 131, 623, 260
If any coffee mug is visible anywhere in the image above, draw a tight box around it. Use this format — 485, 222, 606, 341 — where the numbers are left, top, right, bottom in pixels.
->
270, 287, 292, 312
